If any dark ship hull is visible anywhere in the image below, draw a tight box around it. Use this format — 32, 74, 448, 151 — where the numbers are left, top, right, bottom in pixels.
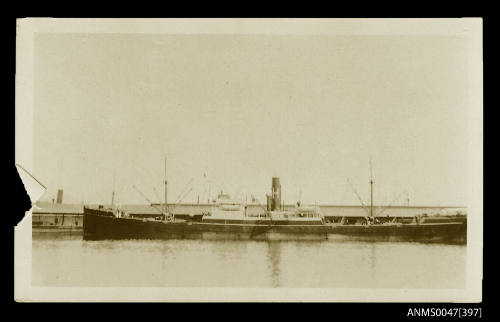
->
83, 207, 466, 244
328, 222, 466, 244
83, 207, 330, 241
83, 207, 186, 240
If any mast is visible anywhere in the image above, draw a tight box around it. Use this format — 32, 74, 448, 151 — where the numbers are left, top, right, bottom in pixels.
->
164, 156, 168, 218
370, 179, 373, 217
111, 171, 116, 207
369, 156, 374, 218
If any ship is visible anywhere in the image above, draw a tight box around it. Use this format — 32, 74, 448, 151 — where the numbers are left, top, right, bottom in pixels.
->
83, 173, 466, 244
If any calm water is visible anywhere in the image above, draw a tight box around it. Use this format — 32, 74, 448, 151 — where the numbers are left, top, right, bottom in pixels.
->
32, 232, 466, 288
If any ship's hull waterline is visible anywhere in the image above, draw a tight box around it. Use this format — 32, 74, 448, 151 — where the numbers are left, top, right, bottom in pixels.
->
83, 207, 466, 244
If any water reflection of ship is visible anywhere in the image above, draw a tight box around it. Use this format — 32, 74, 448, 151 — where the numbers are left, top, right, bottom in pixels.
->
370, 243, 376, 284
266, 242, 282, 288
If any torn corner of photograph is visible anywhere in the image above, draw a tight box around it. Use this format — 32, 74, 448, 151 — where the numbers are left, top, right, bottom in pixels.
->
14, 164, 46, 302
15, 163, 47, 221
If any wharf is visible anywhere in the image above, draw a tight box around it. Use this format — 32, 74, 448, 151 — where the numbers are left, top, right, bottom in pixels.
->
32, 201, 466, 231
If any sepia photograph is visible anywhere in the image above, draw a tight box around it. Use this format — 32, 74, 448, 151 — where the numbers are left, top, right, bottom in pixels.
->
14, 18, 483, 302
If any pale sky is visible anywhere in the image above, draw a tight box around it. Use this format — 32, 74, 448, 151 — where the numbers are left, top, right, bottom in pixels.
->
33, 32, 469, 206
